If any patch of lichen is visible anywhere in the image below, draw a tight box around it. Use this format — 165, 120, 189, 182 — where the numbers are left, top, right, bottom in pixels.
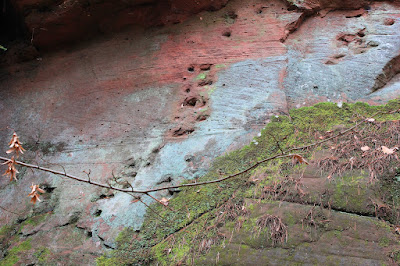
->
97, 99, 400, 265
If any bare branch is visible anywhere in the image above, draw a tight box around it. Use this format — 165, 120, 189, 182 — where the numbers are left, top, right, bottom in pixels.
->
0, 107, 398, 200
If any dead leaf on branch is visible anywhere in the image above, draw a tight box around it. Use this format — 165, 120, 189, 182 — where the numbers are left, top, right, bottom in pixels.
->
292, 154, 309, 165
7, 132, 25, 156
28, 184, 45, 204
361, 146, 370, 151
160, 197, 170, 206
381, 146, 398, 155
2, 156, 19, 181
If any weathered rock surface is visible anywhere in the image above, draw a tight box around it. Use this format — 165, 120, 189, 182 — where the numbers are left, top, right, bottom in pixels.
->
199, 201, 399, 265
9, 0, 229, 49
1, 0, 400, 264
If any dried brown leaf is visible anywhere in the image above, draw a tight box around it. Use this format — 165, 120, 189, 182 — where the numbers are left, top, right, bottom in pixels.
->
7, 132, 25, 156
292, 154, 309, 165
2, 156, 18, 181
160, 197, 170, 206
28, 184, 45, 204
361, 146, 370, 152
382, 146, 395, 155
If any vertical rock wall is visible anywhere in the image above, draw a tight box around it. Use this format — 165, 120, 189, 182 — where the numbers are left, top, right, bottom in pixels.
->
1, 0, 400, 264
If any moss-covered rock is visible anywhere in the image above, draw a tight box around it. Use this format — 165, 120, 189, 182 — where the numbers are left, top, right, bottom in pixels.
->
97, 99, 400, 265
0, 239, 32, 266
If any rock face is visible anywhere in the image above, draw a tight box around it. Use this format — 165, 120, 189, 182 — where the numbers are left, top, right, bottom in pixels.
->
9, 0, 229, 49
1, 0, 400, 264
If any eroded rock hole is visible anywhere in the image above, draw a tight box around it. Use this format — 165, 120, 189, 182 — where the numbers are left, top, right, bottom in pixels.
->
197, 114, 209, 121
184, 85, 191, 93
200, 64, 212, 71
183, 97, 198, 106
357, 29, 365, 37
223, 31, 232, 37
187, 66, 195, 72
198, 80, 213, 86
227, 11, 237, 20
99, 193, 114, 199
384, 18, 395, 26
93, 209, 102, 217
156, 175, 172, 185
172, 127, 195, 137
41, 184, 56, 193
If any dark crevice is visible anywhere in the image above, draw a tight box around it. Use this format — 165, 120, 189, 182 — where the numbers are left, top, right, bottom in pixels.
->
41, 184, 56, 193
156, 175, 173, 185
97, 234, 115, 249
371, 54, 400, 93
222, 31, 231, 37
93, 209, 102, 217
0, 0, 26, 45
103, 242, 115, 249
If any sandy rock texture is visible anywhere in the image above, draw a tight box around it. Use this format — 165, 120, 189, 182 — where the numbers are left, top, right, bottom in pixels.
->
1, 0, 400, 264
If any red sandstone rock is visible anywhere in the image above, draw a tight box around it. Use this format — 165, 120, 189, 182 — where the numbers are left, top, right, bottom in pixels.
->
384, 18, 396, 25
10, 0, 229, 49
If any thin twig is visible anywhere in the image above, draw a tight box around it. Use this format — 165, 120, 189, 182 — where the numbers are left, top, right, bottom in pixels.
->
0, 154, 294, 193
144, 193, 174, 211
138, 198, 165, 221
0, 107, 398, 198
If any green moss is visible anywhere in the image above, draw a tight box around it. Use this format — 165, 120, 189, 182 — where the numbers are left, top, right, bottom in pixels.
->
98, 99, 400, 264
0, 254, 19, 266
214, 64, 226, 69
248, 203, 255, 211
284, 212, 296, 227
325, 255, 340, 266
96, 256, 123, 266
379, 237, 390, 247
374, 220, 392, 233
19, 213, 49, 233
0, 239, 32, 266
0, 225, 12, 236
195, 73, 207, 80
33, 246, 51, 263
324, 230, 342, 240
391, 249, 400, 264
331, 177, 367, 212
207, 86, 216, 94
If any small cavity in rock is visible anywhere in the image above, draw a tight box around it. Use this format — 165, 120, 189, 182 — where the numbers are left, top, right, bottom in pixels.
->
222, 31, 231, 37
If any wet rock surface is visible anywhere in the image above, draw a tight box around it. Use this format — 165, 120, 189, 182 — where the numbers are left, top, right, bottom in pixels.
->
1, 0, 400, 264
